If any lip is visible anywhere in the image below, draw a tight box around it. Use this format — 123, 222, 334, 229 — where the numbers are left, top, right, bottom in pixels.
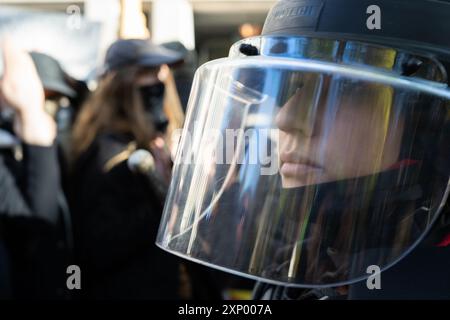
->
280, 153, 322, 168
280, 162, 323, 177
279, 153, 323, 177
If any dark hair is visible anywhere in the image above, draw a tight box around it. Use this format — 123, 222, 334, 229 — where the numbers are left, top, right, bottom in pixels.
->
72, 65, 157, 160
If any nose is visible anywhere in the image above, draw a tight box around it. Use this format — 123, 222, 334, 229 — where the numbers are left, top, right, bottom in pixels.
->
275, 84, 323, 137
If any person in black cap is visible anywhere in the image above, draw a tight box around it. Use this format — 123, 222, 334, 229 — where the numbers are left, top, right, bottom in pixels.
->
154, 0, 450, 300
29, 51, 83, 150
0, 40, 70, 299
69, 38, 184, 299
29, 52, 88, 223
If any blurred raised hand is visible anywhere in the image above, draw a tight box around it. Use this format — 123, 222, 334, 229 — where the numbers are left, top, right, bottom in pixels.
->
0, 39, 56, 146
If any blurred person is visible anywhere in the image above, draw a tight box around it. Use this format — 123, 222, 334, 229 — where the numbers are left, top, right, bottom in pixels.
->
29, 50, 80, 227
0, 40, 69, 299
29, 51, 87, 167
70, 38, 186, 299
28, 52, 89, 247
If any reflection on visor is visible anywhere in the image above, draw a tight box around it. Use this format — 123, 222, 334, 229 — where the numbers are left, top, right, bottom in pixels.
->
157, 57, 450, 287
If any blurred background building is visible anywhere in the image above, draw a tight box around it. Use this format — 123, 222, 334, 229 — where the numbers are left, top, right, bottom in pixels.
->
1, 0, 275, 112
1, 0, 275, 64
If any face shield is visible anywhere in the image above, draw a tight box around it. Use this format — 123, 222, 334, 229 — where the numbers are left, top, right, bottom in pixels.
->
156, 36, 450, 288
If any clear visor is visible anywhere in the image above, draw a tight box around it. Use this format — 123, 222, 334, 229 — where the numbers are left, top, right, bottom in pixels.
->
157, 56, 450, 287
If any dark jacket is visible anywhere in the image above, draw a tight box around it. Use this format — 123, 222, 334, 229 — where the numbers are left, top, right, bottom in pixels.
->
251, 167, 450, 300
70, 132, 181, 299
252, 214, 450, 300
0, 142, 70, 299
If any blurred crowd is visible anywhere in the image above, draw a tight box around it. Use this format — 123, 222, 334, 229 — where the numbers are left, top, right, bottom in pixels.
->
0, 37, 252, 300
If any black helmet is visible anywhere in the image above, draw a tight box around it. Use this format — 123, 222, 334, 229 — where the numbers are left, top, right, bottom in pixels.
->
156, 0, 450, 288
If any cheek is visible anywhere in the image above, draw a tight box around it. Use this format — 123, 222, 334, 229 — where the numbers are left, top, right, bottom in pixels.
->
322, 128, 356, 179
278, 130, 296, 156
322, 108, 382, 179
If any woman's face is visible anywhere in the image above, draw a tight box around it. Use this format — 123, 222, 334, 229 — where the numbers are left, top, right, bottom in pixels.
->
135, 68, 169, 133
276, 75, 405, 188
